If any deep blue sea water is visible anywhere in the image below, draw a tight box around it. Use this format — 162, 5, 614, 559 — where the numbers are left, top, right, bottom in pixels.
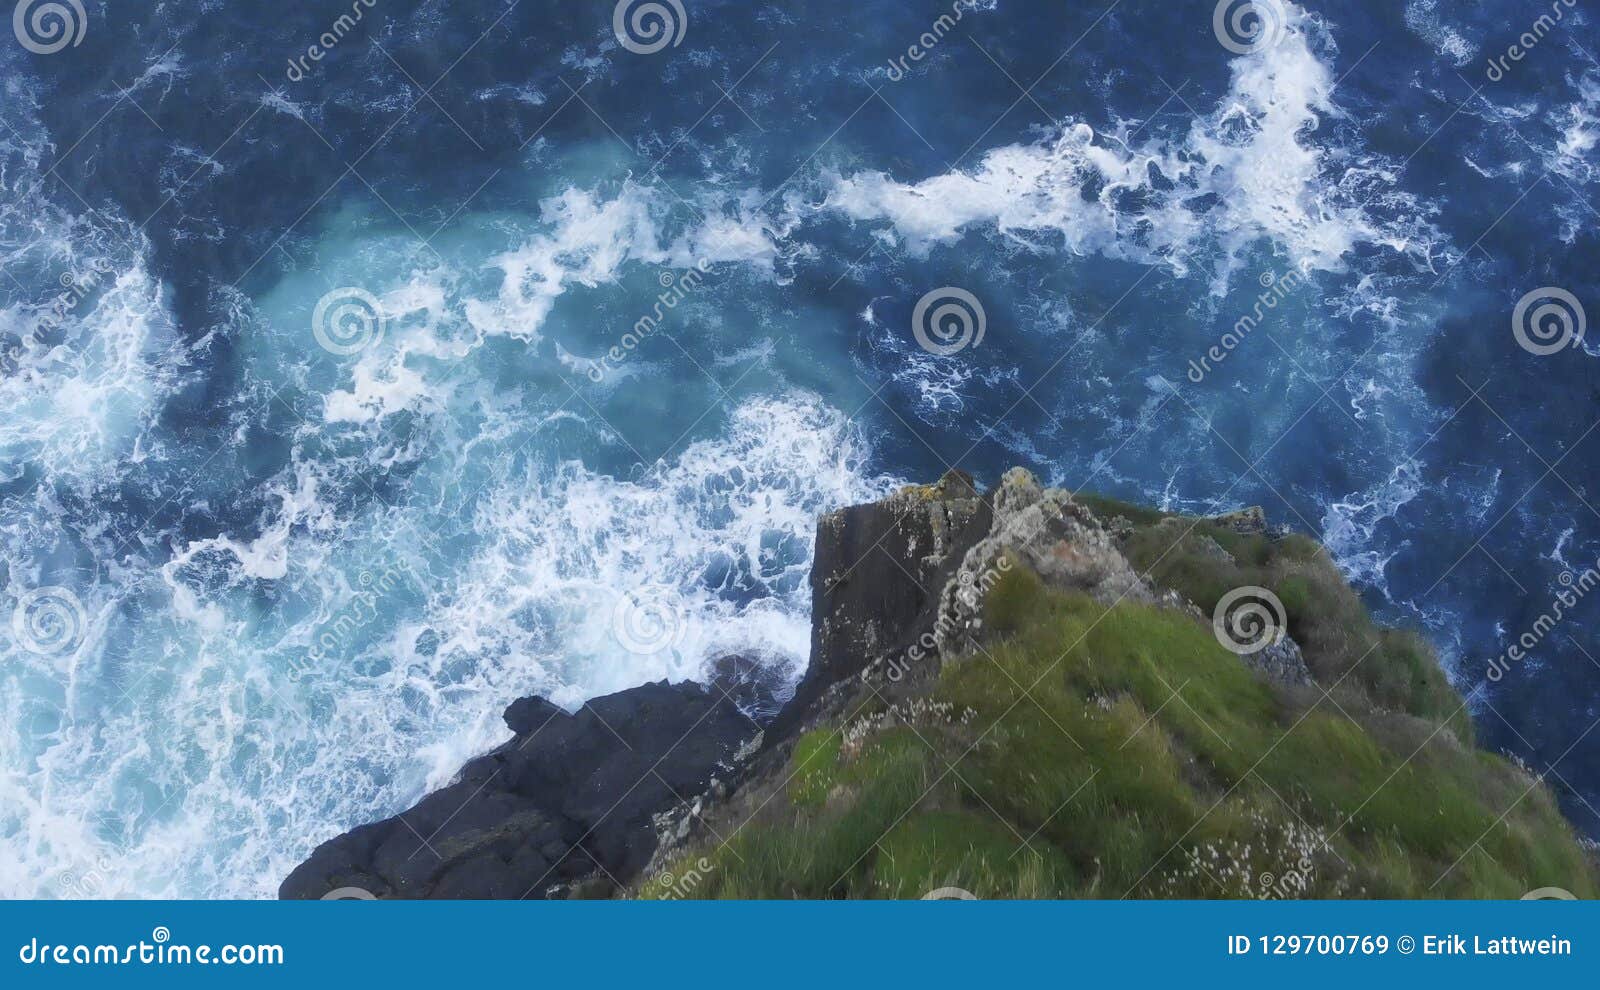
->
0, 0, 1596, 897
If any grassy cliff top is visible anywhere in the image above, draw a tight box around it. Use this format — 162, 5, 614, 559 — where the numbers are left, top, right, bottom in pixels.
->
639, 493, 1597, 899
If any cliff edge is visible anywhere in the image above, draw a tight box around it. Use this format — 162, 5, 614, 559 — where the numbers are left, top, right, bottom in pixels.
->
284, 469, 1598, 899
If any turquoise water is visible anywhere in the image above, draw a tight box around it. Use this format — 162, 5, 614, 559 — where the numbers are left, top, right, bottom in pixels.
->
1, 0, 1597, 896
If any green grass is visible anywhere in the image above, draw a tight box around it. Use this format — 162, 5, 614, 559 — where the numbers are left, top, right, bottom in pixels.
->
1116, 515, 1465, 734
643, 563, 1597, 899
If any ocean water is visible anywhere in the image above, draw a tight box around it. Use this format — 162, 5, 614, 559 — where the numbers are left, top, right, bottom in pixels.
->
0, 0, 1596, 897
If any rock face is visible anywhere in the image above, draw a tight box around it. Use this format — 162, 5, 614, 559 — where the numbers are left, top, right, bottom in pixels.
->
777, 469, 991, 737
280, 467, 1301, 899
778, 467, 1152, 735
279, 678, 765, 899
1242, 635, 1313, 686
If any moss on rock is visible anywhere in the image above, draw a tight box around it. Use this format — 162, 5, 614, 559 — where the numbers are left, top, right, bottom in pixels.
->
639, 486, 1597, 900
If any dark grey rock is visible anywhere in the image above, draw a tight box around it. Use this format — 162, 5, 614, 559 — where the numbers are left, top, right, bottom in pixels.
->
1243, 634, 1313, 686
772, 469, 991, 739
279, 677, 762, 900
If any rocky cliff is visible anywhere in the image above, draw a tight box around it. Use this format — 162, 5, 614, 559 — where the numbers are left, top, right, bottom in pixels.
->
283, 469, 1599, 900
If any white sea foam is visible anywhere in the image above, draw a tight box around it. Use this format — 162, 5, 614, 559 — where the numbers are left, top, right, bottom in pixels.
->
0, 95, 182, 491
464, 183, 783, 346
1403, 0, 1478, 67
824, 1, 1441, 294
0, 390, 895, 898
1320, 459, 1424, 595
